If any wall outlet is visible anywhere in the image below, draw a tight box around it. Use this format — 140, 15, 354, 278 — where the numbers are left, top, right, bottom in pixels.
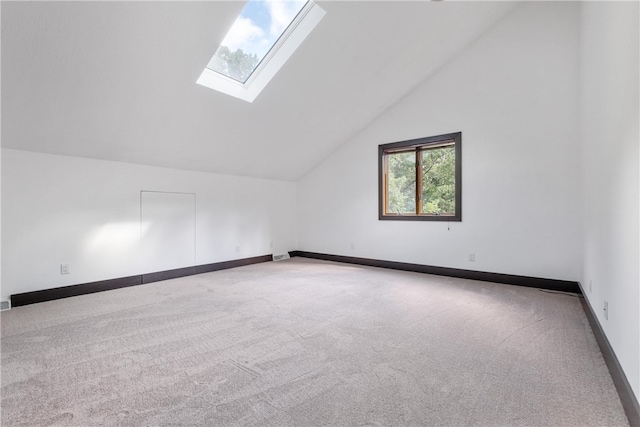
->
468, 253, 476, 262
589, 280, 592, 293
235, 246, 240, 253
60, 264, 70, 275
350, 243, 355, 251
603, 300, 608, 320
270, 241, 274, 249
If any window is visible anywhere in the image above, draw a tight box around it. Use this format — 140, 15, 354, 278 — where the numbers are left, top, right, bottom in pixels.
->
207, 0, 308, 84
197, 0, 325, 103
379, 132, 461, 221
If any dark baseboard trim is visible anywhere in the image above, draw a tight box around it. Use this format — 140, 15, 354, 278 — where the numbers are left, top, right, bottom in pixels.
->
10, 275, 142, 307
10, 254, 273, 307
578, 285, 640, 427
289, 251, 581, 294
195, 255, 273, 274
142, 266, 197, 284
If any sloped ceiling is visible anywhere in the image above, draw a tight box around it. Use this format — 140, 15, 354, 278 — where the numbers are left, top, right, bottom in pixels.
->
1, 1, 518, 181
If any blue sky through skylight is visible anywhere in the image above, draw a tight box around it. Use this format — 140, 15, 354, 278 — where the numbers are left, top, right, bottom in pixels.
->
207, 0, 308, 83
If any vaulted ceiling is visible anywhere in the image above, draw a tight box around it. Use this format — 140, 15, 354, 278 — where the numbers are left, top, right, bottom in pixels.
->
1, 1, 518, 181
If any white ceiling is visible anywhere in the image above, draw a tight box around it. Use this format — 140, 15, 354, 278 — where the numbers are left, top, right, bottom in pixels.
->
1, 1, 518, 181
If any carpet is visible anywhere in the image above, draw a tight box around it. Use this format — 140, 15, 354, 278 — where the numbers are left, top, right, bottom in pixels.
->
1, 258, 629, 426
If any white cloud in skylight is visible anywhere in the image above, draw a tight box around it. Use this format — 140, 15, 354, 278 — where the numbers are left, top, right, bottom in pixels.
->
221, 16, 266, 55
266, 0, 306, 38
207, 0, 308, 83
198, 0, 325, 101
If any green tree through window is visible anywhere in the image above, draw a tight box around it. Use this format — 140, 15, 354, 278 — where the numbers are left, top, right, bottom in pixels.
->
208, 46, 260, 83
379, 133, 461, 221
387, 152, 416, 214
421, 146, 455, 215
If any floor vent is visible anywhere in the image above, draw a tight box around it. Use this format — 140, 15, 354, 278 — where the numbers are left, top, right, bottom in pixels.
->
1, 300, 11, 311
273, 253, 291, 262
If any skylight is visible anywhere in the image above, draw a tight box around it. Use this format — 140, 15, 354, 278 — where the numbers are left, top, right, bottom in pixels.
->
207, 0, 308, 84
197, 0, 325, 103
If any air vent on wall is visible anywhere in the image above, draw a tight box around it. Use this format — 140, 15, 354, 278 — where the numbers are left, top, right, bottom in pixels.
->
273, 253, 291, 262
1, 300, 11, 311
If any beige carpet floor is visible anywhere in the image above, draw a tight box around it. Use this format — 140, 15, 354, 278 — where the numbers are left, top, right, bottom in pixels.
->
1, 257, 629, 426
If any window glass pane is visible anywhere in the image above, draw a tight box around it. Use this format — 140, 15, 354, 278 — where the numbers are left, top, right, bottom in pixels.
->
207, 0, 308, 83
421, 146, 455, 215
387, 152, 416, 214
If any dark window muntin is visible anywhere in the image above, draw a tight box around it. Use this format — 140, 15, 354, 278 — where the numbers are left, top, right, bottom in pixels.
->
378, 132, 462, 222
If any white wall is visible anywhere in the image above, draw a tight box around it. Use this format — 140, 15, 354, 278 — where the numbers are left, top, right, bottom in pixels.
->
579, 1, 639, 399
298, 2, 581, 281
1, 149, 297, 300
0, 2, 3, 307
140, 191, 196, 273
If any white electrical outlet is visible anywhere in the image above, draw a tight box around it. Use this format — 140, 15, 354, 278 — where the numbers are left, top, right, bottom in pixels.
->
350, 243, 355, 251
468, 253, 476, 262
60, 264, 70, 275
235, 246, 240, 253
603, 300, 608, 320
270, 241, 274, 249
589, 280, 592, 293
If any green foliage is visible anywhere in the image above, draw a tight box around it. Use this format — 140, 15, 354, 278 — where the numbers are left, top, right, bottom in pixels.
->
421, 146, 455, 215
210, 46, 260, 83
388, 152, 416, 214
386, 146, 455, 215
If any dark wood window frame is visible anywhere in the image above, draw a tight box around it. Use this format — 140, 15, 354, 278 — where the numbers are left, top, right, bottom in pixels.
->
378, 132, 462, 221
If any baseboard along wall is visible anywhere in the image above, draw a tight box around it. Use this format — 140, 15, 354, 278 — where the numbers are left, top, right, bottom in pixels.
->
11, 251, 581, 306
289, 251, 581, 293
10, 254, 273, 307
578, 285, 640, 427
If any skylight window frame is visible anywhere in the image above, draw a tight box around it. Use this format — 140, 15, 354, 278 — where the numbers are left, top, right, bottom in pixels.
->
197, 1, 325, 103
209, 0, 309, 85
